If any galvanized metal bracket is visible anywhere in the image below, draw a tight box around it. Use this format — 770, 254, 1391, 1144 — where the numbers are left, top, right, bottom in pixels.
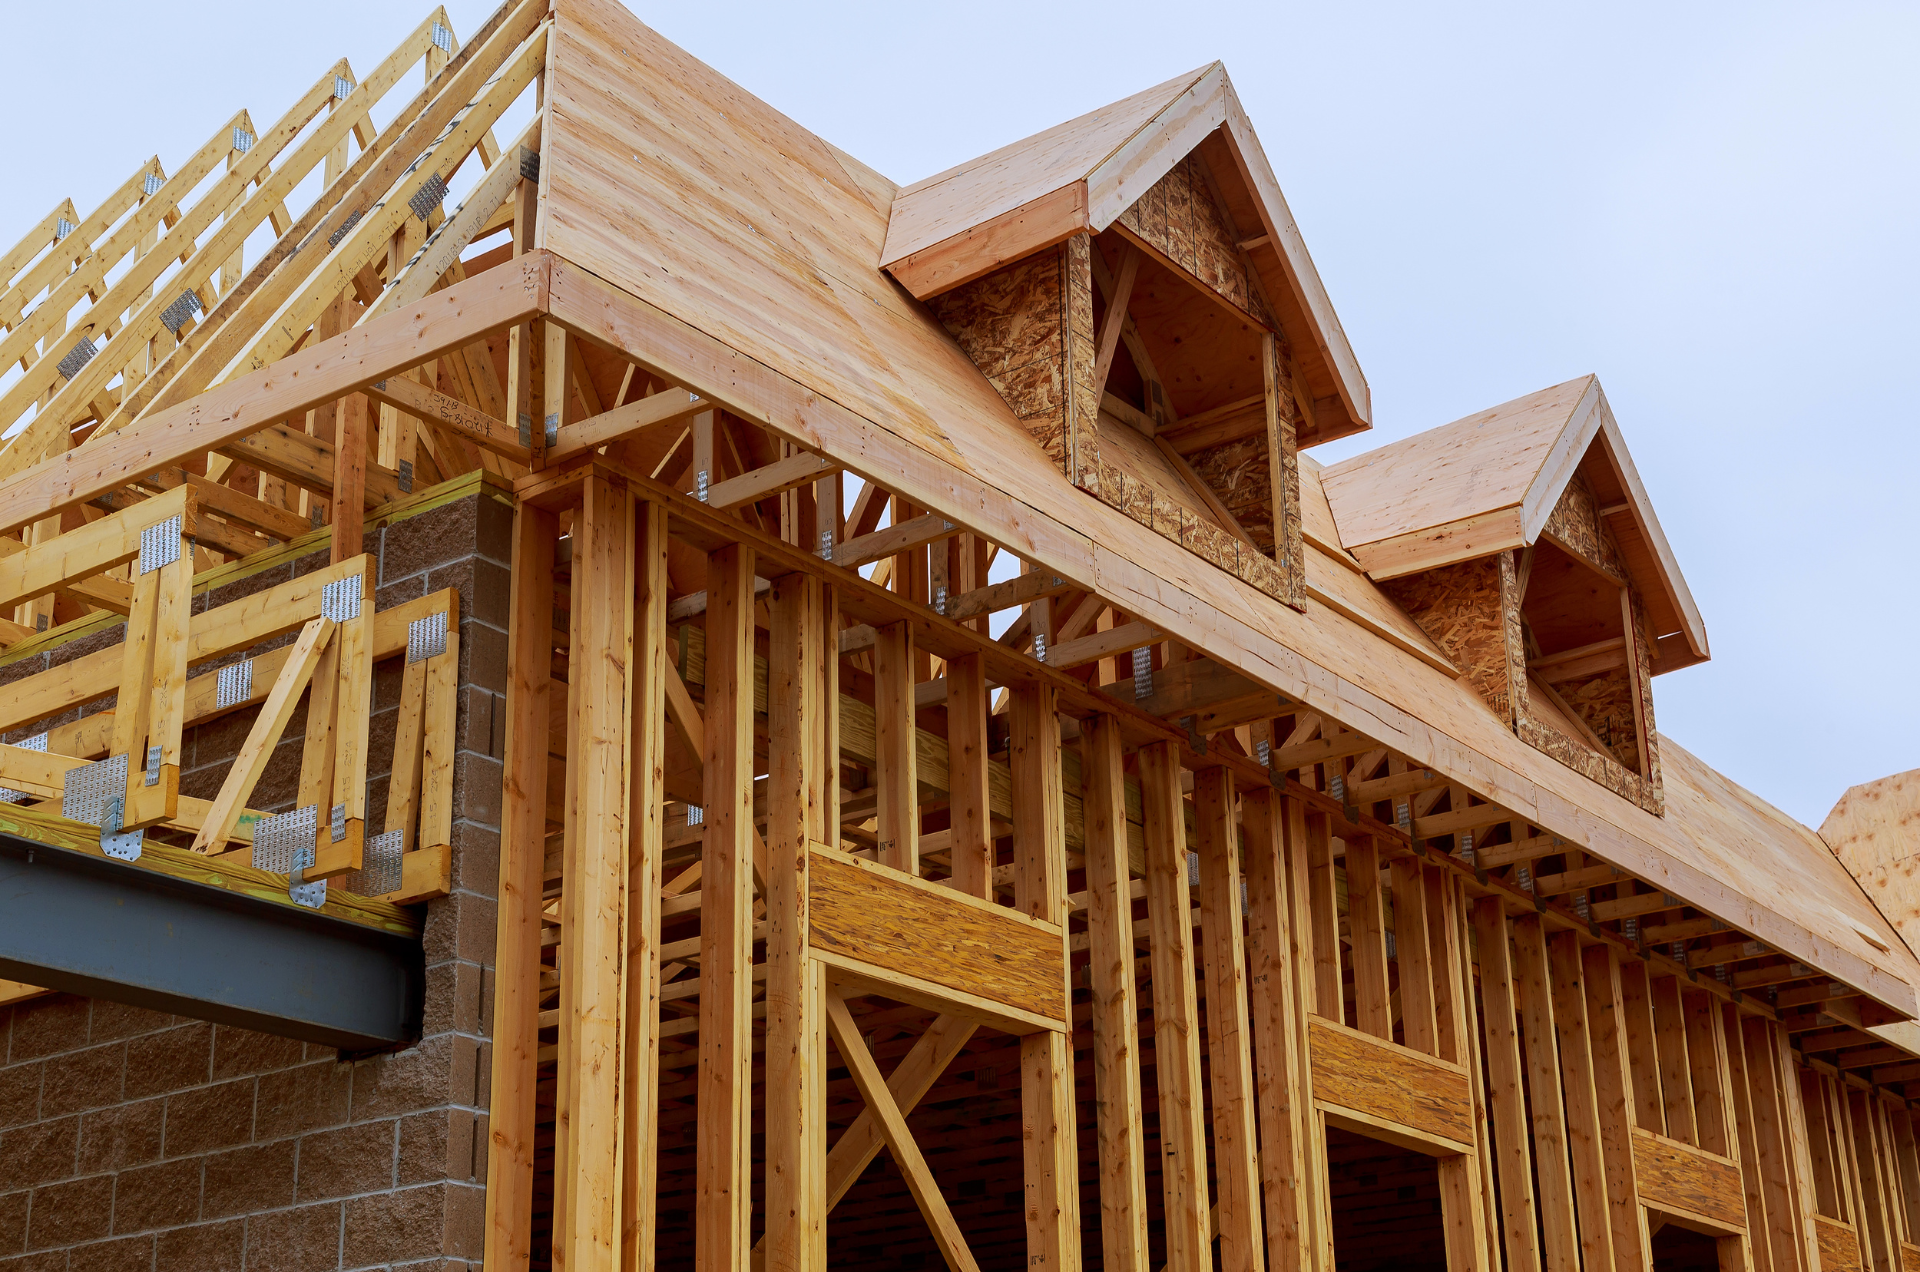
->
407, 611, 448, 664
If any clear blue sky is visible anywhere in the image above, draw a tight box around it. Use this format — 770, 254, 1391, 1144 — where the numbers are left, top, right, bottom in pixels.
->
10, 1, 1915, 827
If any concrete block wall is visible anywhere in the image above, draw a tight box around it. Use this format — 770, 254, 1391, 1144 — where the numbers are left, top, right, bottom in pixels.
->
0, 488, 514, 1271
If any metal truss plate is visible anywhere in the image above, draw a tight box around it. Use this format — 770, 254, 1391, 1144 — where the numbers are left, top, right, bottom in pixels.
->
252, 804, 317, 877
334, 75, 354, 100
159, 288, 202, 336
0, 732, 49, 804
56, 337, 98, 382
544, 413, 558, 449
145, 745, 162, 788
407, 172, 448, 222
347, 829, 404, 898
396, 459, 413, 494
320, 576, 363, 622
143, 172, 164, 196
62, 754, 129, 827
330, 803, 346, 843
519, 148, 540, 184
216, 660, 253, 710
55, 217, 75, 240
517, 412, 532, 448
431, 20, 453, 51
138, 515, 183, 574
289, 878, 328, 909
407, 611, 448, 664
326, 209, 363, 250
232, 127, 254, 153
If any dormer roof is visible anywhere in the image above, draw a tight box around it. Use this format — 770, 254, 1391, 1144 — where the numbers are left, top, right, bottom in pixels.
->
880, 63, 1371, 445
1322, 375, 1709, 671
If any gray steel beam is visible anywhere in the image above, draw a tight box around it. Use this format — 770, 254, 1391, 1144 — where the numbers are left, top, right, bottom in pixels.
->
0, 831, 423, 1051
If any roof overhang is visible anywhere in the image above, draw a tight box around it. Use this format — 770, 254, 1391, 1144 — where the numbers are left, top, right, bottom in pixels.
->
880, 64, 1371, 445
1325, 377, 1709, 672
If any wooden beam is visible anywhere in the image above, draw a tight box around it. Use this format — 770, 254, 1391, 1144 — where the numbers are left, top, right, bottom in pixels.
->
765, 568, 827, 1272
190, 616, 332, 853
365, 374, 531, 461
698, 539, 756, 1271
1090, 245, 1140, 405
622, 498, 669, 1264
1246, 790, 1312, 1272
1045, 620, 1161, 671
1547, 931, 1617, 1272
1473, 899, 1542, 1272
1140, 738, 1212, 1271
1010, 682, 1079, 1270
944, 653, 992, 899
484, 499, 553, 1272
556, 474, 632, 1271
548, 386, 711, 465
1582, 943, 1653, 1272
832, 512, 961, 572
1513, 914, 1581, 1272
1391, 857, 1439, 1054
874, 620, 919, 874
706, 451, 835, 512
1195, 766, 1264, 1272
1304, 811, 1343, 1021
1345, 835, 1392, 1039
824, 992, 982, 1272
1652, 974, 1698, 1144
1083, 713, 1149, 1272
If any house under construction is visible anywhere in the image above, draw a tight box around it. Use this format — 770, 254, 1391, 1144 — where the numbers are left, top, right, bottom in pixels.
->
2, 2, 1919, 1270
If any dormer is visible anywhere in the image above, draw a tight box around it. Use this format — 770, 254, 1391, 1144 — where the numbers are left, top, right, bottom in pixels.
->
882, 64, 1369, 611
1322, 376, 1708, 813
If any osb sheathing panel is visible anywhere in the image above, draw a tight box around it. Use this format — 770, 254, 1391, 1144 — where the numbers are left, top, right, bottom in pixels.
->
1543, 470, 1628, 580
1116, 153, 1252, 315
929, 235, 1101, 488
928, 248, 1068, 463
1381, 557, 1513, 722
1558, 667, 1640, 772
1188, 433, 1274, 551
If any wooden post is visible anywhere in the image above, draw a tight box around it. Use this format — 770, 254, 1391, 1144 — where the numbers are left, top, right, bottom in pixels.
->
621, 500, 668, 1271
1343, 835, 1391, 1039
1282, 795, 1335, 1272
483, 502, 556, 1272
1723, 1005, 1775, 1272
1083, 713, 1149, 1272
1390, 857, 1438, 1054
1471, 898, 1541, 1272
1011, 682, 1079, 1272
1547, 931, 1615, 1272
1619, 959, 1665, 1133
875, 619, 918, 875
330, 392, 367, 563
1745, 1017, 1812, 1272
765, 569, 828, 1272
1246, 789, 1311, 1272
1303, 811, 1342, 1022
1140, 739, 1211, 1272
1652, 974, 1698, 1143
558, 473, 633, 1272
1685, 989, 1737, 1158
944, 651, 992, 898
698, 541, 756, 1272
1512, 914, 1581, 1272
1195, 767, 1264, 1272
1582, 943, 1653, 1272
506, 166, 540, 466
